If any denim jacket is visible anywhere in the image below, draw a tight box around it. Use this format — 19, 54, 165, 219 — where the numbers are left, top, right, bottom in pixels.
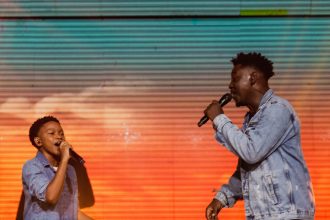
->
213, 89, 315, 220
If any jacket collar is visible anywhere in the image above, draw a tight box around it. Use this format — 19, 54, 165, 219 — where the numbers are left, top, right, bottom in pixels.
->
244, 89, 274, 121
258, 89, 274, 110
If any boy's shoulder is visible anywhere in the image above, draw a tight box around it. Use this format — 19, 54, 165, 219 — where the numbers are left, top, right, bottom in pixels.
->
22, 152, 48, 173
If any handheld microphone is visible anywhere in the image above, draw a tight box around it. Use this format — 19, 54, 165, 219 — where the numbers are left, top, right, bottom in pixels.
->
69, 148, 85, 164
197, 93, 232, 127
55, 142, 85, 164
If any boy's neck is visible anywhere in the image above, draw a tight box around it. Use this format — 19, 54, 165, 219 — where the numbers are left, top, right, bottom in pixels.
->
39, 149, 59, 167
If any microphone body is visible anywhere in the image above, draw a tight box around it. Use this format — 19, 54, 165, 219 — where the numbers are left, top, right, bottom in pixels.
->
55, 141, 85, 164
197, 93, 232, 127
69, 148, 85, 164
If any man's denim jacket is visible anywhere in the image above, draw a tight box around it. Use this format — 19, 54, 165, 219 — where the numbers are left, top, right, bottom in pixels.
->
213, 89, 315, 220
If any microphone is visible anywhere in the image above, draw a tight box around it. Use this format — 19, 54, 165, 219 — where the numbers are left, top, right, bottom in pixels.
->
69, 148, 85, 164
55, 142, 85, 164
197, 93, 232, 127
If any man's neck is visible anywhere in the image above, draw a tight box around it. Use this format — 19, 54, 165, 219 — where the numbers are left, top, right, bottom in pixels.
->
247, 87, 269, 115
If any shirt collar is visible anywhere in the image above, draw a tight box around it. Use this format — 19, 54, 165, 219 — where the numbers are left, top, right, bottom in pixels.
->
36, 151, 51, 167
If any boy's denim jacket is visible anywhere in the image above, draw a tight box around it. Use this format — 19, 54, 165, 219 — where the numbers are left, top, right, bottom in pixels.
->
213, 89, 315, 220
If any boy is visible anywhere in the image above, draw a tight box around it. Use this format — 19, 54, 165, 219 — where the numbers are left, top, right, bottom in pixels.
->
22, 116, 92, 220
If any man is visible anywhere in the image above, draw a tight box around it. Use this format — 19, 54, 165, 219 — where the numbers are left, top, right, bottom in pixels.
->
204, 52, 315, 220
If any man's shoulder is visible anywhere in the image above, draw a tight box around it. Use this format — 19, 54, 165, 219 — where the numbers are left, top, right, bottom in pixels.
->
268, 93, 294, 110
270, 92, 288, 102
262, 94, 299, 123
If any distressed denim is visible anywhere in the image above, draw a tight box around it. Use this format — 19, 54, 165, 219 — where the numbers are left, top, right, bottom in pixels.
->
213, 89, 315, 220
22, 151, 78, 220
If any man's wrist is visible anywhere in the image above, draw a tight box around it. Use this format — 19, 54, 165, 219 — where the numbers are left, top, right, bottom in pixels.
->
213, 114, 231, 133
213, 198, 224, 209
214, 191, 228, 207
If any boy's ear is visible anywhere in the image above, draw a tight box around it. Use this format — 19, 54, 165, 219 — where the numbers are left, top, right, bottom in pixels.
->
34, 137, 42, 147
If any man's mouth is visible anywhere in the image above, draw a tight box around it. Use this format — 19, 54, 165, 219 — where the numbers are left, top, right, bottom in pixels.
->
230, 92, 239, 102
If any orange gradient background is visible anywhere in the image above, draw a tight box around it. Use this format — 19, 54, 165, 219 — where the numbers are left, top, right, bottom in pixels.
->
0, 82, 329, 219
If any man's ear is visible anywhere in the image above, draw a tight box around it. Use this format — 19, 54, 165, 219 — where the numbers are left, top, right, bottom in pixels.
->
34, 137, 42, 147
249, 71, 257, 85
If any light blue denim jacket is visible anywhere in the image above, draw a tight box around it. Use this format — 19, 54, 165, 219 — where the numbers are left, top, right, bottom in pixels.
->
213, 89, 315, 220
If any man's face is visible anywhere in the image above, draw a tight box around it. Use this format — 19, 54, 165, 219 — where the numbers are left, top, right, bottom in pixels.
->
36, 121, 65, 157
228, 64, 254, 107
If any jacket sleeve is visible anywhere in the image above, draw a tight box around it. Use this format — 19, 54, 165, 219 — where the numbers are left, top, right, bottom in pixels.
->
213, 102, 294, 164
22, 162, 49, 202
215, 161, 242, 207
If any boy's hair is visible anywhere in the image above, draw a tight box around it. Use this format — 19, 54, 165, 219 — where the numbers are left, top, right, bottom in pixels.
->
29, 116, 60, 148
231, 52, 274, 80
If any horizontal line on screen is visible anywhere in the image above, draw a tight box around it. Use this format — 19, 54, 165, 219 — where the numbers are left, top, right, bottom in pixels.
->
1, 14, 330, 20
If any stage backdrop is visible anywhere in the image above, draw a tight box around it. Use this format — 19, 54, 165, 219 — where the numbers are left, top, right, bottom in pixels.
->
0, 1, 330, 219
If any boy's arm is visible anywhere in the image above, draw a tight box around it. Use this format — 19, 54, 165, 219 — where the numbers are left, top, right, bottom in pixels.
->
45, 141, 71, 205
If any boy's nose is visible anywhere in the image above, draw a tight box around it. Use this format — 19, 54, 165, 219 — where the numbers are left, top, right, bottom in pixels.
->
55, 135, 63, 140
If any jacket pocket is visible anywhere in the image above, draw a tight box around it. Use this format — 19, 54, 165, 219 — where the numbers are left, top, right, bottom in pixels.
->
263, 174, 279, 205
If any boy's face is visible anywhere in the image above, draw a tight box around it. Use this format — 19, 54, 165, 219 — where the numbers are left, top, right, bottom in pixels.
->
35, 121, 65, 158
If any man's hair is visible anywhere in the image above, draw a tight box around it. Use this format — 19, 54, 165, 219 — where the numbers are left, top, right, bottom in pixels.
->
231, 52, 274, 80
29, 116, 60, 148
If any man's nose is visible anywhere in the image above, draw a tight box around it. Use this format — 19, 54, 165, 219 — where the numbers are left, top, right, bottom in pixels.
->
228, 81, 233, 90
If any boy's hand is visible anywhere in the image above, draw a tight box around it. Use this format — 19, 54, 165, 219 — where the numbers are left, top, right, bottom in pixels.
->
59, 141, 72, 161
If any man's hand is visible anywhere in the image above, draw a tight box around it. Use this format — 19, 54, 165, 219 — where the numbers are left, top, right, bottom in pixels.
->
204, 101, 224, 121
205, 199, 223, 220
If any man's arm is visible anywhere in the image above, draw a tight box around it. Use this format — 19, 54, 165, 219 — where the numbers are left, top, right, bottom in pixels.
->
215, 163, 242, 207
213, 103, 293, 164
206, 162, 242, 219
